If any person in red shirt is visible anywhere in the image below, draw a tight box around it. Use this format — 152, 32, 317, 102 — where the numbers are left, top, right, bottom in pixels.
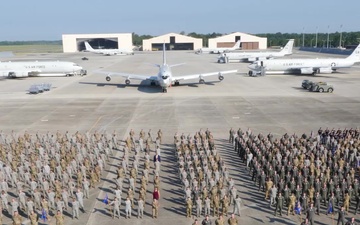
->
153, 187, 160, 200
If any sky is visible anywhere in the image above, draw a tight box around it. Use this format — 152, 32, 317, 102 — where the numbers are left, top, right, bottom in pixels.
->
1, 0, 359, 41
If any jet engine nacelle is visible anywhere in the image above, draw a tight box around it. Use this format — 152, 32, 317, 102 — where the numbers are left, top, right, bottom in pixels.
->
106, 76, 111, 81
125, 79, 131, 85
300, 68, 315, 75
8, 71, 29, 78
316, 67, 333, 74
218, 72, 224, 81
248, 57, 259, 62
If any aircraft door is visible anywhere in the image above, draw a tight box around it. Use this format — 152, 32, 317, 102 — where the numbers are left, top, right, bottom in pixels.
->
260, 61, 264, 67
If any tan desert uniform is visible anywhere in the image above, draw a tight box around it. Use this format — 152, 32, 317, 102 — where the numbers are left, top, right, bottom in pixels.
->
265, 180, 273, 199
30, 212, 39, 225
222, 197, 230, 216
228, 216, 238, 225
55, 212, 64, 225
215, 216, 225, 225
213, 195, 220, 217
152, 199, 159, 218
344, 193, 350, 212
186, 198, 193, 217
287, 194, 296, 215
12, 214, 23, 225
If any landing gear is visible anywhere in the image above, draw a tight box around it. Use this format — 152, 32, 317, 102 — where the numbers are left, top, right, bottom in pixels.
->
150, 81, 156, 86
174, 81, 180, 86
125, 79, 130, 85
199, 79, 205, 84
162, 88, 168, 93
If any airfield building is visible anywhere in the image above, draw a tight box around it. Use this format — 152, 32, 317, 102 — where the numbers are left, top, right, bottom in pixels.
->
62, 33, 133, 53
208, 32, 267, 50
142, 33, 202, 51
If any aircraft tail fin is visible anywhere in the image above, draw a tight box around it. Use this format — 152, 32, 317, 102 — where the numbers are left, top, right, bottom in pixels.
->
280, 39, 294, 55
346, 44, 360, 62
233, 40, 241, 49
84, 42, 94, 51
162, 43, 166, 65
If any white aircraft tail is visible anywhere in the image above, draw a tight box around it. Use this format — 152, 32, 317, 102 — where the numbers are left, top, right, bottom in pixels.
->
162, 43, 166, 65
84, 42, 94, 51
280, 39, 294, 55
346, 44, 360, 62
232, 40, 241, 49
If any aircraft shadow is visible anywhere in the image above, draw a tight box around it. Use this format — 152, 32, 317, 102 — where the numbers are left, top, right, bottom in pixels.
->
79, 81, 161, 93
80, 80, 221, 92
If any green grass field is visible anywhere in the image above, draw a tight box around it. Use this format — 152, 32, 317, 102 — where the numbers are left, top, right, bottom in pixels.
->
0, 44, 63, 53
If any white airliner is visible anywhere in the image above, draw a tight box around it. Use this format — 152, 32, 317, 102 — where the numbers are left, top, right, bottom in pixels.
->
195, 41, 241, 54
218, 39, 294, 63
0, 61, 85, 78
102, 44, 237, 92
84, 41, 134, 56
248, 44, 360, 76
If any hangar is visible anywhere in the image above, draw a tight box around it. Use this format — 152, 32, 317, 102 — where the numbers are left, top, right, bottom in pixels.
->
142, 33, 202, 51
208, 32, 267, 50
62, 33, 133, 53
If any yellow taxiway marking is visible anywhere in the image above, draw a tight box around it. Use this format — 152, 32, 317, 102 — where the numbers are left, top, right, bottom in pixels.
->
88, 116, 103, 133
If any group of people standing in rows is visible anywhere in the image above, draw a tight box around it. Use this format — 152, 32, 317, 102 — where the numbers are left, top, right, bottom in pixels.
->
105, 129, 163, 219
231, 127, 359, 225
174, 130, 241, 225
0, 130, 118, 225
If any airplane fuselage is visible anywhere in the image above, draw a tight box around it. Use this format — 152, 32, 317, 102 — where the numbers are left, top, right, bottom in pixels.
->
219, 52, 286, 62
157, 65, 172, 89
254, 58, 355, 71
0, 61, 84, 78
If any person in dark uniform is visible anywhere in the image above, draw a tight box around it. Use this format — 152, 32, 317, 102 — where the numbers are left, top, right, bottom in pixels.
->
337, 207, 346, 225
274, 193, 283, 216
306, 203, 315, 225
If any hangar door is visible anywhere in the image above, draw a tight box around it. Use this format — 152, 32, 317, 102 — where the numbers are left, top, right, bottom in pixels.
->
77, 38, 118, 51
151, 43, 194, 51
216, 42, 235, 48
151, 36, 194, 50
241, 42, 259, 50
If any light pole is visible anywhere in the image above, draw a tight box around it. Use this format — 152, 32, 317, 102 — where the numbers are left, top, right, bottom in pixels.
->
339, 24, 343, 48
327, 25, 330, 48
310, 39, 314, 47
315, 27, 318, 48
302, 27, 305, 47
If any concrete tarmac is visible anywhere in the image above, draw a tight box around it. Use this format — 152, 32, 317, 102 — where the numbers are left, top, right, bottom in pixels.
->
0, 50, 359, 225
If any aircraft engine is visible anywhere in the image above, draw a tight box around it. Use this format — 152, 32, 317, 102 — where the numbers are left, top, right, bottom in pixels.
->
218, 72, 224, 81
300, 68, 315, 75
317, 68, 333, 74
8, 71, 29, 78
125, 79, 131, 85
106, 76, 111, 81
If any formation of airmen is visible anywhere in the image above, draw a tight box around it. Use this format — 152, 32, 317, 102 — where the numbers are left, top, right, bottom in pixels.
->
174, 129, 241, 225
230, 127, 359, 224
0, 130, 115, 225
106, 128, 163, 219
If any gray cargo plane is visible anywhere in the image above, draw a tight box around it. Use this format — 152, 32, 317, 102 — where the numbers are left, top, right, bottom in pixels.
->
101, 44, 237, 92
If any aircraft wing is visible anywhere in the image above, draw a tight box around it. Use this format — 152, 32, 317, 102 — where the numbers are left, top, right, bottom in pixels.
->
173, 70, 237, 81
99, 71, 157, 81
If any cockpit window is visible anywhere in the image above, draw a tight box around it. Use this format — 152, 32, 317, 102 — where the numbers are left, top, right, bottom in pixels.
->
162, 76, 168, 80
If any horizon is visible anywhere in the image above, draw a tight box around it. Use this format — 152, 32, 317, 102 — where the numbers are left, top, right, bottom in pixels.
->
0, 31, 359, 42
1, 0, 359, 41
